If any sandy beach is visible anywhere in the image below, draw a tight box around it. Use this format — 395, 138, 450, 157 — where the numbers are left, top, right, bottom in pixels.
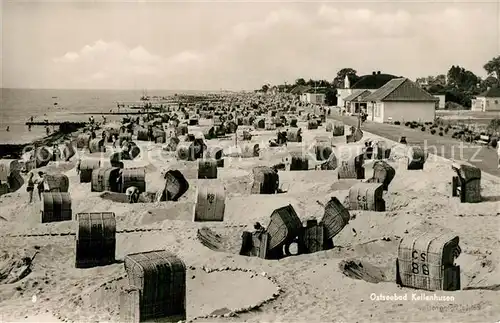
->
0, 112, 499, 323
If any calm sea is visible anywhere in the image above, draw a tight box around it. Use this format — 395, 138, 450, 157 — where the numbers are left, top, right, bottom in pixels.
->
0, 88, 205, 144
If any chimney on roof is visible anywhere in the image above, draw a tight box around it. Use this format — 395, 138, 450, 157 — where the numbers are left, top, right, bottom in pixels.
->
377, 71, 381, 75
372, 71, 376, 75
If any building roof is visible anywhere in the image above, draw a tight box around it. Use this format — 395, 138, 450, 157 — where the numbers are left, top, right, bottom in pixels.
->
351, 73, 398, 89
344, 89, 372, 102
290, 85, 312, 95
477, 87, 500, 98
364, 78, 438, 102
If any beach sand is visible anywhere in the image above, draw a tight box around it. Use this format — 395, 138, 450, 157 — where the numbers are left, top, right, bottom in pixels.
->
1, 121, 499, 322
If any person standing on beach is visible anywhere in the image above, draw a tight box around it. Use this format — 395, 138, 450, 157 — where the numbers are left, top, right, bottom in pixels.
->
497, 144, 500, 169
26, 172, 35, 203
147, 125, 153, 142
112, 134, 117, 148
52, 144, 61, 161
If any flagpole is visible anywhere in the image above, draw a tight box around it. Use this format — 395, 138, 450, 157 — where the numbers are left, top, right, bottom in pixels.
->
234, 110, 238, 148
357, 97, 361, 129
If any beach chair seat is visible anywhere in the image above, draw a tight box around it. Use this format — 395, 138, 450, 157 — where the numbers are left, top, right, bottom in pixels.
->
451, 162, 481, 203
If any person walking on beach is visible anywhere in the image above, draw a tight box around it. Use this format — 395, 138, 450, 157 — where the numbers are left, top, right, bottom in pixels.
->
6, 126, 9, 132
26, 172, 35, 203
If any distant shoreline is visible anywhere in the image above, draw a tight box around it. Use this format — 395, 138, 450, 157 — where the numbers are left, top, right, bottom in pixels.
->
1, 87, 232, 93
0, 124, 86, 159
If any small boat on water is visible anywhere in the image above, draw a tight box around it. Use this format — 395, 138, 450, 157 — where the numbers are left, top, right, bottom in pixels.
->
52, 96, 58, 99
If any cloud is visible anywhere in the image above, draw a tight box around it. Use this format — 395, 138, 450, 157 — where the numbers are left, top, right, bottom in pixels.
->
54, 52, 79, 63
47, 4, 497, 90
52, 40, 168, 87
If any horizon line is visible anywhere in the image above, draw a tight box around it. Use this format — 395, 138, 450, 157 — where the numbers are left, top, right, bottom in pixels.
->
0, 87, 253, 92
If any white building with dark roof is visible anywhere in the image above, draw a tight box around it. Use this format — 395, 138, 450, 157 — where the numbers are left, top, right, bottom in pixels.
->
471, 87, 500, 112
343, 90, 371, 114
336, 71, 398, 108
364, 78, 438, 123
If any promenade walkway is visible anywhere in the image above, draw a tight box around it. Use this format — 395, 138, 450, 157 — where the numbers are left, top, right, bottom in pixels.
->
328, 114, 500, 177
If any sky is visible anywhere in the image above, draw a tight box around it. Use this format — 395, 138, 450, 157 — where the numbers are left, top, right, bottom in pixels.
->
2, 0, 500, 91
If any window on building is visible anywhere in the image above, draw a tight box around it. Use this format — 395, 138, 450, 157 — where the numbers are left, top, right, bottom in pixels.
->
375, 104, 380, 117
495, 100, 499, 104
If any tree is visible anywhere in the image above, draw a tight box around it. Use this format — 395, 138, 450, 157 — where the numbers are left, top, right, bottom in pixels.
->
305, 79, 331, 88
427, 84, 446, 95
261, 84, 269, 93
306, 79, 315, 87
295, 78, 306, 86
434, 74, 446, 85
446, 65, 479, 91
318, 80, 331, 87
484, 55, 500, 79
444, 88, 472, 108
482, 75, 499, 89
332, 68, 360, 88
324, 88, 338, 106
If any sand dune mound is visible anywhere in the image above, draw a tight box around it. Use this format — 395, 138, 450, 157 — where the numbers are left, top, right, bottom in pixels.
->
143, 202, 196, 223
219, 169, 252, 196
329, 179, 360, 193
99, 192, 130, 203
57, 266, 278, 322
99, 191, 163, 204
37, 160, 76, 174
196, 227, 242, 255
224, 195, 302, 225
0, 250, 36, 285
122, 160, 158, 173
